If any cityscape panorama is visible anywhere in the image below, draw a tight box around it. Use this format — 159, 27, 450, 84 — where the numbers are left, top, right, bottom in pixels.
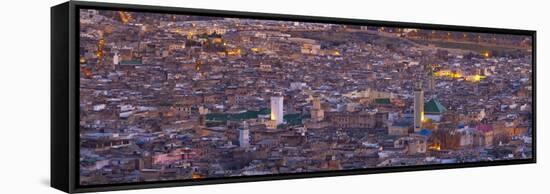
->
79, 9, 533, 185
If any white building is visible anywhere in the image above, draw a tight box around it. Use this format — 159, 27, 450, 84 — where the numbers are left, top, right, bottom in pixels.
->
413, 81, 424, 132
239, 122, 250, 148
113, 52, 119, 65
270, 96, 284, 126
93, 104, 106, 111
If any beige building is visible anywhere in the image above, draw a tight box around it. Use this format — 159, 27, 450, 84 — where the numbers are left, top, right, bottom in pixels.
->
325, 111, 376, 129
394, 134, 427, 154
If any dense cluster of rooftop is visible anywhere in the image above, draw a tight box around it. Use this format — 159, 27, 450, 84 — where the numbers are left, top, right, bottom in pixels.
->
78, 9, 533, 185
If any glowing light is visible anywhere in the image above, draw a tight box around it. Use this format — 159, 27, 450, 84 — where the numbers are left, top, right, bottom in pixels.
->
250, 48, 259, 52
96, 36, 105, 59
212, 38, 223, 44
226, 49, 241, 56
434, 70, 452, 77
82, 68, 92, 77
482, 51, 491, 58
191, 172, 205, 179
473, 74, 482, 81
435, 70, 464, 79
420, 111, 425, 122
466, 74, 485, 82
271, 112, 277, 121
429, 143, 441, 151
452, 72, 462, 78
195, 61, 202, 71
118, 11, 131, 24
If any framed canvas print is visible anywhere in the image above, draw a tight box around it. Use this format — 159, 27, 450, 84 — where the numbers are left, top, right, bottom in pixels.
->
51, 1, 536, 193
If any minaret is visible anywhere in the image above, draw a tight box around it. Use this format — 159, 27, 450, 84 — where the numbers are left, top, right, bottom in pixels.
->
113, 52, 120, 66
310, 97, 324, 122
198, 106, 208, 127
239, 121, 250, 148
414, 80, 424, 132
270, 95, 284, 125
428, 65, 435, 92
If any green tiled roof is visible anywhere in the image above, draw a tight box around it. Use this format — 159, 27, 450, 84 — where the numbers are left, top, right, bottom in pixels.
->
424, 98, 446, 114
207, 108, 270, 121
374, 98, 391, 104
206, 109, 309, 126
120, 60, 142, 65
284, 113, 310, 126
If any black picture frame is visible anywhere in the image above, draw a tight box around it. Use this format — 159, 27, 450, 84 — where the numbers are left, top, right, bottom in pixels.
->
51, 1, 536, 193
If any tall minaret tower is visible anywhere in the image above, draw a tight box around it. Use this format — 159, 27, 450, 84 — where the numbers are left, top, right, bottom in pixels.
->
113, 52, 120, 67
428, 64, 435, 92
198, 106, 209, 127
239, 121, 250, 148
413, 80, 424, 132
270, 94, 284, 125
310, 97, 324, 122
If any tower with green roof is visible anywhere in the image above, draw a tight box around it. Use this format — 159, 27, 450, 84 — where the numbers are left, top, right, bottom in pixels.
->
424, 98, 446, 122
